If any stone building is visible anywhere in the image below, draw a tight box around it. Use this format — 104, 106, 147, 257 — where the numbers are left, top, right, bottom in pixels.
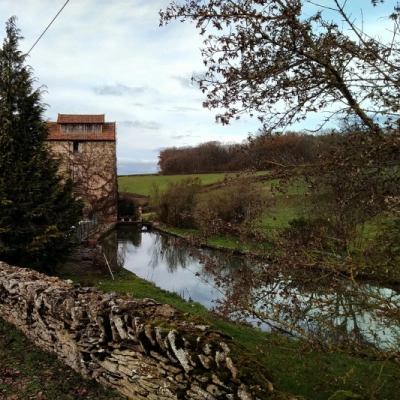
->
47, 114, 117, 222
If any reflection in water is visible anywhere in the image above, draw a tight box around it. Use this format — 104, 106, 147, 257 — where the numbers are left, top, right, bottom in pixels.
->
117, 227, 225, 309
99, 228, 123, 273
105, 227, 400, 352
210, 258, 400, 351
226, 270, 400, 349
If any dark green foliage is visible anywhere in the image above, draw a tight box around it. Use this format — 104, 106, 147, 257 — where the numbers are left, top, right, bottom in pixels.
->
117, 192, 139, 219
0, 17, 82, 274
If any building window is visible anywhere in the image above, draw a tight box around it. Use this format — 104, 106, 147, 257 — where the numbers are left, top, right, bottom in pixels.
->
73, 141, 79, 153
61, 123, 102, 133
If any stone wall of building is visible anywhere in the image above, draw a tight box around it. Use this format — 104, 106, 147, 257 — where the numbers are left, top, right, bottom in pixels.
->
48, 140, 117, 222
0, 262, 280, 400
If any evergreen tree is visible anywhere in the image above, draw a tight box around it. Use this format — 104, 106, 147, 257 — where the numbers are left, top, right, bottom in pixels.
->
0, 16, 83, 274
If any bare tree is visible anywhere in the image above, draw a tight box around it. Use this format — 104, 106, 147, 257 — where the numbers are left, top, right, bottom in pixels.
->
159, 1, 400, 354
160, 0, 400, 257
160, 1, 400, 135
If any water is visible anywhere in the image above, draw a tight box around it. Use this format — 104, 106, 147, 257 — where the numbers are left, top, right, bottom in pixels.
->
118, 227, 225, 309
107, 226, 400, 351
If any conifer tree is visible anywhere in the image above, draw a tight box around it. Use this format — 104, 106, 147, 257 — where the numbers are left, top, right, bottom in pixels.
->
0, 16, 83, 274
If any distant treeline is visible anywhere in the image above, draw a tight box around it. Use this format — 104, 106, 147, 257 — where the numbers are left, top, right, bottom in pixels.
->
158, 131, 318, 174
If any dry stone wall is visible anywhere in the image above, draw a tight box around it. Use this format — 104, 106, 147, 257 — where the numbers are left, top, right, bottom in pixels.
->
0, 262, 277, 399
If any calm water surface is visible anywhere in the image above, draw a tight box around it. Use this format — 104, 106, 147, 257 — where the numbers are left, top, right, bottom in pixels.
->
118, 227, 225, 309
109, 226, 400, 349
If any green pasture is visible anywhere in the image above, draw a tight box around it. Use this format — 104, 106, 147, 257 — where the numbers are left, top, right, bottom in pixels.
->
118, 173, 231, 196
118, 171, 268, 196
118, 173, 379, 241
119, 173, 313, 231
258, 178, 311, 230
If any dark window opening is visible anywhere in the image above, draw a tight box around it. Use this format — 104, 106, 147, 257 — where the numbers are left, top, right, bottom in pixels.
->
73, 141, 79, 153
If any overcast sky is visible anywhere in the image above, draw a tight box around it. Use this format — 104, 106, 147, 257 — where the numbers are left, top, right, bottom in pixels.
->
0, 1, 395, 174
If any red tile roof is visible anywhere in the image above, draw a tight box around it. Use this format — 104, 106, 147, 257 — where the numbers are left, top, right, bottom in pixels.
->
57, 114, 105, 123
46, 115, 116, 141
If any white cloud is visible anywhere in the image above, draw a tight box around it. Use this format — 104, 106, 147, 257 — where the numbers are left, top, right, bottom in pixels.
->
93, 84, 151, 96
0, 1, 394, 174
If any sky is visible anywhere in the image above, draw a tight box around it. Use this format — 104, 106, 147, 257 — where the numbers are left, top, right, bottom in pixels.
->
0, 1, 396, 175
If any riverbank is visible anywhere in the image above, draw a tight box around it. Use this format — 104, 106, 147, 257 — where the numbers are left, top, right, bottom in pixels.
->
152, 223, 252, 255
61, 267, 400, 400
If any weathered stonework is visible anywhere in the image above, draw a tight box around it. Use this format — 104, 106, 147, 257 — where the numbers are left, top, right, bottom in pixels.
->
0, 262, 277, 399
46, 114, 117, 222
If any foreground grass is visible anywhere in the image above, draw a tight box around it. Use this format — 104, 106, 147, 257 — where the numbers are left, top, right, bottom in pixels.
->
0, 317, 124, 400
60, 269, 400, 400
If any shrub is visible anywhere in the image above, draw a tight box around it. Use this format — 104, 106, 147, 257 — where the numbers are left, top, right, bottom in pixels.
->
195, 178, 267, 236
155, 177, 202, 228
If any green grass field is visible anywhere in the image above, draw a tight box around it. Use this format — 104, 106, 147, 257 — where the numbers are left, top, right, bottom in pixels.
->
118, 172, 311, 231
118, 172, 231, 196
118, 171, 270, 196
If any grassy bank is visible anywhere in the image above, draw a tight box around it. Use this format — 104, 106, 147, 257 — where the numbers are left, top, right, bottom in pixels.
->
59, 269, 400, 400
119, 172, 380, 247
2, 267, 399, 399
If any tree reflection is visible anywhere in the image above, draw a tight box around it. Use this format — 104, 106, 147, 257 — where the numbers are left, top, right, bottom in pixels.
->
114, 226, 144, 267
205, 255, 400, 352
149, 234, 202, 272
117, 226, 142, 246
107, 228, 400, 354
100, 228, 124, 273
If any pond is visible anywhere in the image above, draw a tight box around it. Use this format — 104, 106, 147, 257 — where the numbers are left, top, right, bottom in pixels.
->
103, 226, 400, 352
